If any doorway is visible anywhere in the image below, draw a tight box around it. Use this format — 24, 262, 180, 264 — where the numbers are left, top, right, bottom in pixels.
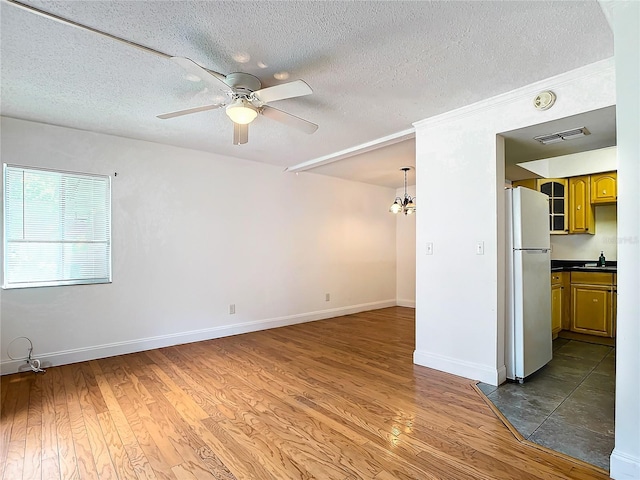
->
495, 106, 617, 470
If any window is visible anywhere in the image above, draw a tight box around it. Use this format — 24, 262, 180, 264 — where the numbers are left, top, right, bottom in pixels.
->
3, 164, 111, 289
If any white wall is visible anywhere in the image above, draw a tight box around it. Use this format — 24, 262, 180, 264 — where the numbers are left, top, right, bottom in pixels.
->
395, 185, 416, 307
551, 205, 617, 260
412, 59, 616, 387
0, 117, 397, 374
607, 1, 640, 478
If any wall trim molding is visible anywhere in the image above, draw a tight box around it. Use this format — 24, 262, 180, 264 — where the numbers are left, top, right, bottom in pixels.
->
1, 299, 396, 375
286, 128, 415, 173
610, 449, 640, 480
396, 299, 416, 308
496, 364, 507, 386
413, 349, 500, 385
413, 58, 614, 129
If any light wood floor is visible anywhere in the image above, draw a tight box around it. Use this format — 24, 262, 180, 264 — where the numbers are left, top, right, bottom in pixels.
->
1, 307, 609, 479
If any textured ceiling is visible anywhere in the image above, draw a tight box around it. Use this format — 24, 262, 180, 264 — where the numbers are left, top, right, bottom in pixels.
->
1, 1, 613, 187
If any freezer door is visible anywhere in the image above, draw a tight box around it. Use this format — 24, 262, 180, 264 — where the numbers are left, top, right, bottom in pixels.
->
512, 187, 551, 250
513, 249, 552, 379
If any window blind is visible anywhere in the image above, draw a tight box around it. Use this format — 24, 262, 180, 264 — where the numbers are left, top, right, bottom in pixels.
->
3, 164, 111, 289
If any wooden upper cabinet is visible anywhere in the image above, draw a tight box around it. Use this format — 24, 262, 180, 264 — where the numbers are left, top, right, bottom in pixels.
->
538, 179, 568, 234
511, 179, 537, 190
569, 175, 595, 234
511, 170, 616, 234
591, 171, 617, 204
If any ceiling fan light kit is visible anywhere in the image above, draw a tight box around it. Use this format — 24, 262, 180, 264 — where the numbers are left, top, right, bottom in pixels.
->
390, 167, 416, 216
226, 98, 258, 125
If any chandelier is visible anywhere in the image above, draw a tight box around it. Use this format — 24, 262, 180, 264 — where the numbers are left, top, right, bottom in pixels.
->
389, 167, 416, 215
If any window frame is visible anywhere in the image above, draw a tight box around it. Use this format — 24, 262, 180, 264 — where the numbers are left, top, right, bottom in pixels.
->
2, 163, 112, 289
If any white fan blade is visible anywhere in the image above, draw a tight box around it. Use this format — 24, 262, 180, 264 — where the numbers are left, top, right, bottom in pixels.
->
233, 123, 248, 145
253, 80, 312, 104
260, 106, 318, 134
171, 57, 229, 92
157, 104, 223, 119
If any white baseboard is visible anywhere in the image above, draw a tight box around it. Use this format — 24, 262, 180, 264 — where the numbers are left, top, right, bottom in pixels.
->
413, 349, 500, 385
610, 449, 640, 480
396, 299, 415, 308
1, 299, 396, 376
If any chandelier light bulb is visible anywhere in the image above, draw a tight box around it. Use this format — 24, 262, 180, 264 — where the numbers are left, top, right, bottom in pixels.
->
389, 200, 402, 214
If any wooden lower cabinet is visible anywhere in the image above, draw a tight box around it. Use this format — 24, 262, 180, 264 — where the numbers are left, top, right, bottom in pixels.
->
613, 273, 617, 336
550, 272, 567, 338
551, 284, 563, 337
570, 272, 615, 337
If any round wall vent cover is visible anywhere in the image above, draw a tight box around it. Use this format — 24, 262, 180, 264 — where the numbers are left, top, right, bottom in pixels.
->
534, 91, 556, 111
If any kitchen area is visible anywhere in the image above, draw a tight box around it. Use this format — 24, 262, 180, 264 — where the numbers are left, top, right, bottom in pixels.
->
481, 107, 618, 472
519, 169, 618, 344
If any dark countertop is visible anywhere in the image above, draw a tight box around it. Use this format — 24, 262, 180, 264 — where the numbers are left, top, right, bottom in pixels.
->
551, 259, 617, 273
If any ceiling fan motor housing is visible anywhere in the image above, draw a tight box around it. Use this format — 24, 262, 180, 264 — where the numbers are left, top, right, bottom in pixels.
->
225, 72, 261, 94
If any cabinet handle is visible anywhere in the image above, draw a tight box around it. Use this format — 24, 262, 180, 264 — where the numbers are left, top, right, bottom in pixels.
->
593, 299, 598, 303
603, 190, 607, 194
577, 205, 581, 210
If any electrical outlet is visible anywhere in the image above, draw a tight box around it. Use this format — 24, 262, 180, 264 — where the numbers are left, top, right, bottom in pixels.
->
229, 304, 236, 315
426, 242, 433, 255
325, 293, 330, 302
476, 241, 484, 255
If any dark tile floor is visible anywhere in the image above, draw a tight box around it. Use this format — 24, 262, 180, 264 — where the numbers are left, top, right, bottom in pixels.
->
478, 338, 615, 471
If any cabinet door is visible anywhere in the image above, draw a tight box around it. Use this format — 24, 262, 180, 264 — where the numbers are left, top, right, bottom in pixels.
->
512, 179, 537, 190
551, 283, 563, 336
612, 287, 617, 338
591, 172, 617, 204
571, 284, 612, 336
569, 176, 595, 234
562, 273, 571, 331
538, 179, 568, 234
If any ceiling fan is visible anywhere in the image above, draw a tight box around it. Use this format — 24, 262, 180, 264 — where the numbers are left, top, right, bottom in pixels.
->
158, 57, 318, 145
5, 1, 318, 146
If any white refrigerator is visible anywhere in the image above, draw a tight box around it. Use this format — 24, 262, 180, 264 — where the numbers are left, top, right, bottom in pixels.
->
505, 187, 552, 383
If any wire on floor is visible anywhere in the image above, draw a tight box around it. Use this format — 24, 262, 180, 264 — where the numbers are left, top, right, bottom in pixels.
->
7, 336, 46, 373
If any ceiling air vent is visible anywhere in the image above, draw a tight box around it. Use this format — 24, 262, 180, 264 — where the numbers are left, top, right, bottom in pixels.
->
534, 127, 590, 145
533, 133, 563, 145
